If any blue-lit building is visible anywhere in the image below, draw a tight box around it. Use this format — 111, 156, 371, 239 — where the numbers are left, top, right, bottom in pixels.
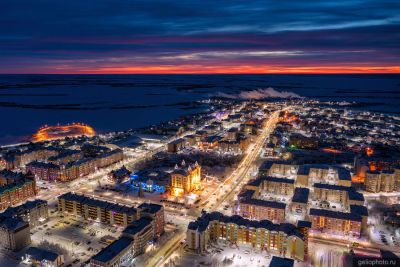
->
129, 170, 169, 193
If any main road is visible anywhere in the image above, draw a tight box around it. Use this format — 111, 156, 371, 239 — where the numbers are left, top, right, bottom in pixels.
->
203, 108, 284, 211
155, 108, 285, 267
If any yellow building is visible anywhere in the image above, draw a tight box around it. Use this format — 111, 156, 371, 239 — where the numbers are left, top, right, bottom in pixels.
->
170, 161, 201, 197
58, 192, 140, 227
187, 212, 308, 261
365, 170, 397, 193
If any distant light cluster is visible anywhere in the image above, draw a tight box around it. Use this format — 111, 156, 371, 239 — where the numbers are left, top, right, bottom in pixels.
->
32, 123, 95, 142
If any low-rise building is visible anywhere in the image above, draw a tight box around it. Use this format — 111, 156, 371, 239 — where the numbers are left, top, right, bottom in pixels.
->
167, 138, 186, 153
22, 247, 64, 267
289, 133, 318, 149
108, 166, 131, 183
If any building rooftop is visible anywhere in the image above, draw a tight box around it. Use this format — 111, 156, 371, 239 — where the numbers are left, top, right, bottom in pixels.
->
122, 217, 153, 237
297, 220, 312, 228
189, 212, 303, 239
25, 247, 61, 262
1, 199, 47, 219
138, 203, 163, 214
249, 176, 295, 186
26, 161, 60, 169
313, 183, 351, 191
292, 188, 310, 204
58, 192, 138, 215
91, 237, 133, 263
350, 205, 369, 217
0, 216, 29, 231
269, 256, 294, 267
309, 208, 362, 222
241, 198, 286, 209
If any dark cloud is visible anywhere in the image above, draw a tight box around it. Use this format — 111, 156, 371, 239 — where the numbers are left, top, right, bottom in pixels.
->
0, 0, 399, 73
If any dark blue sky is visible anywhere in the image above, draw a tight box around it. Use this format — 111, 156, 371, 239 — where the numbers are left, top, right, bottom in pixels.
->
1, 0, 399, 73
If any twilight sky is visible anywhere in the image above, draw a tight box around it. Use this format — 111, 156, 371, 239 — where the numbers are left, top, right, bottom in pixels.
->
1, 0, 399, 74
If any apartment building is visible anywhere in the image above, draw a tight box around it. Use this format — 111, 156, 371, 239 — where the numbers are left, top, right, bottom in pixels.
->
0, 171, 37, 211
238, 189, 286, 223
137, 203, 164, 237
365, 170, 399, 193
187, 212, 308, 261
58, 193, 140, 227
0, 217, 31, 251
0, 199, 48, 228
309, 209, 362, 237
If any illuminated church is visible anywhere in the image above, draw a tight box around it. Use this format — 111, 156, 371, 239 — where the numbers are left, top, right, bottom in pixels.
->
170, 160, 201, 197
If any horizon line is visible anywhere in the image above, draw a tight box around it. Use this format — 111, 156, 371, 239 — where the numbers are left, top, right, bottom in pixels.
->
1, 72, 400, 75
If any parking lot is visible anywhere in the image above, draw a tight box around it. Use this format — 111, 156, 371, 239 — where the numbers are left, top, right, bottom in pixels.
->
30, 213, 122, 266
369, 224, 400, 248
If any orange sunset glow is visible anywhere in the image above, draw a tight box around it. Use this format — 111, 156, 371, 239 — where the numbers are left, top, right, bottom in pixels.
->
47, 64, 400, 74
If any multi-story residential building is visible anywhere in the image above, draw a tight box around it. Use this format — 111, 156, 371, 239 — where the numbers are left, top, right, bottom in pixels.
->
238, 190, 286, 223
170, 161, 201, 197
122, 218, 154, 256
58, 193, 140, 227
26, 161, 61, 181
90, 237, 135, 267
297, 220, 311, 258
261, 162, 298, 178
0, 171, 37, 211
26, 149, 123, 183
312, 183, 351, 206
48, 149, 82, 165
0, 217, 31, 251
218, 137, 249, 154
96, 149, 124, 169
3, 147, 58, 169
291, 188, 309, 214
365, 170, 398, 193
255, 176, 295, 195
309, 208, 365, 237
0, 199, 48, 228
380, 170, 395, 192
90, 204, 164, 267
187, 212, 308, 261
138, 203, 164, 237
262, 162, 352, 187
395, 168, 400, 192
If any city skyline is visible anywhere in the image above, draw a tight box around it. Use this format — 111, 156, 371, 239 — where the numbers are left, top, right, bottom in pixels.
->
0, 0, 399, 74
